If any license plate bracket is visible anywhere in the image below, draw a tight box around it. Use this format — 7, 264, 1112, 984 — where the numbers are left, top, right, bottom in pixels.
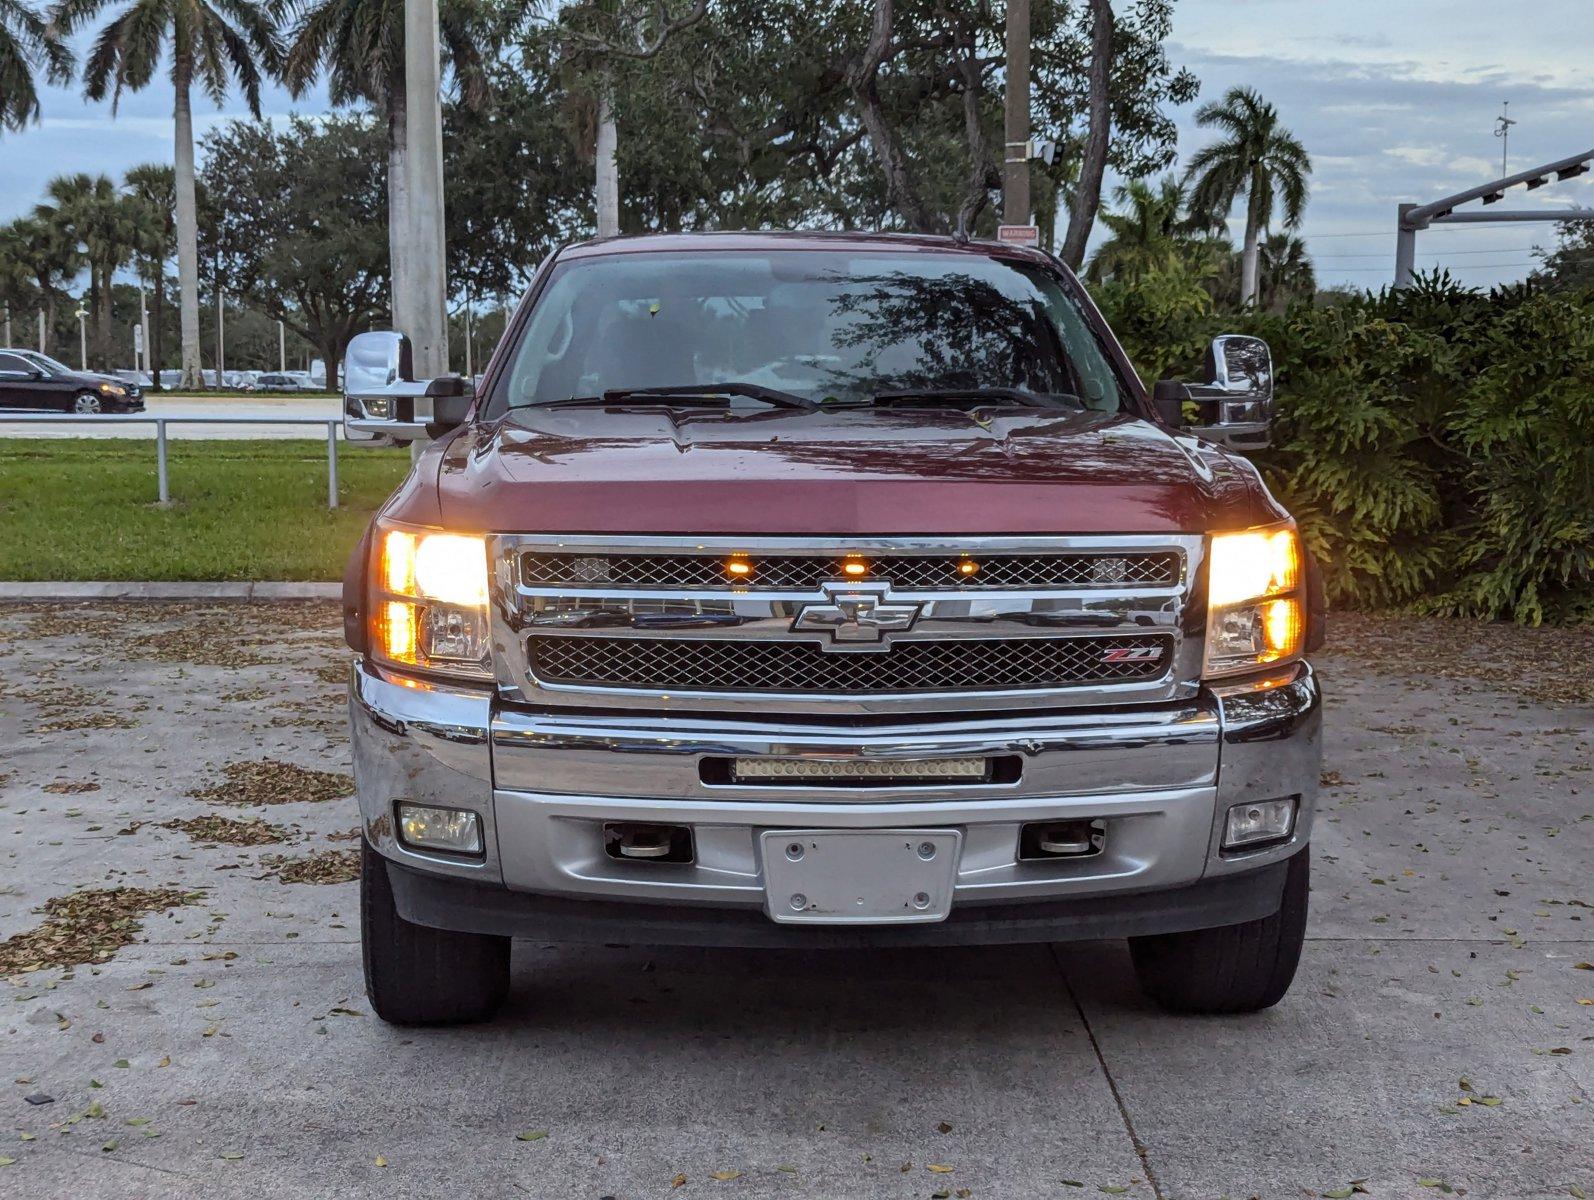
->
760, 828, 961, 925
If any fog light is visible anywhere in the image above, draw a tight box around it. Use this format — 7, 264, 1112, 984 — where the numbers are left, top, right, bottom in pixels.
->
1222, 797, 1297, 849
396, 803, 483, 855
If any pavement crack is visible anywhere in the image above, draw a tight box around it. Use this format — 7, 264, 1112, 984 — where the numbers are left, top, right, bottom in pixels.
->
1049, 943, 1165, 1200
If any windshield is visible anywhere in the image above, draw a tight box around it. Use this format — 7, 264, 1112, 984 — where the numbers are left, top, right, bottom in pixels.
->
489, 250, 1131, 413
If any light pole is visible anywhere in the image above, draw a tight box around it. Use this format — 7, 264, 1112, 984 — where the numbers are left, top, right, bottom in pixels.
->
403, 0, 450, 380
38, 310, 45, 352
75, 307, 89, 369
139, 285, 150, 376
3, 305, 10, 347
278, 319, 286, 373
1494, 101, 1516, 178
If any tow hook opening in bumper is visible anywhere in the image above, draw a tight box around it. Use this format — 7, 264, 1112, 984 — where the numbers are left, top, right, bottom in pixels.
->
603, 822, 695, 864
1019, 818, 1107, 860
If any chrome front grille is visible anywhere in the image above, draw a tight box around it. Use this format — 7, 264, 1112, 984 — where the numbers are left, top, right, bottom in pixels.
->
494, 534, 1202, 715
529, 634, 1173, 694
520, 550, 1180, 591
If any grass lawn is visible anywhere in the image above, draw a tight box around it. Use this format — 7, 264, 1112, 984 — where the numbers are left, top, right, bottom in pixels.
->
0, 438, 411, 581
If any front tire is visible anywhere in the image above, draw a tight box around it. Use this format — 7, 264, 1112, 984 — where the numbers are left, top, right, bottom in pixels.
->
70, 391, 103, 414
1129, 847, 1309, 1014
361, 839, 510, 1025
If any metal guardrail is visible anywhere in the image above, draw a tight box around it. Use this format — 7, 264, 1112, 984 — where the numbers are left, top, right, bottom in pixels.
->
0, 414, 344, 509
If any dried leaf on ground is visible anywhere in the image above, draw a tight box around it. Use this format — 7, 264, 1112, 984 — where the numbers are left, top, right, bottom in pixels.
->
160, 815, 294, 846
42, 780, 101, 794
189, 759, 352, 807
259, 849, 359, 885
0, 887, 198, 975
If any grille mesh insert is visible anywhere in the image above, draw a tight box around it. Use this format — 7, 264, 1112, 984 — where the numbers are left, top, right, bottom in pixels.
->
528, 635, 1172, 694
520, 551, 1180, 591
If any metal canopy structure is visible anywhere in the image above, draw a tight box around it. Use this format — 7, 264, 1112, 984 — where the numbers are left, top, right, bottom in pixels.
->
1395, 148, 1594, 287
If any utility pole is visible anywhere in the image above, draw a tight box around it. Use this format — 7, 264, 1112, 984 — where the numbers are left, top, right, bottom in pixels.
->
1494, 102, 1516, 178
403, 0, 450, 381
1003, 0, 1031, 227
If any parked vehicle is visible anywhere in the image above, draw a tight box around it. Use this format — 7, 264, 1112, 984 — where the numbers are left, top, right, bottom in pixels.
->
340, 232, 1322, 1025
114, 369, 154, 389
256, 371, 311, 392
0, 349, 145, 412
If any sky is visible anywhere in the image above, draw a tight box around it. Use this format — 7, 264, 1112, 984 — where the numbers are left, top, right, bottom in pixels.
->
2, 0, 1591, 292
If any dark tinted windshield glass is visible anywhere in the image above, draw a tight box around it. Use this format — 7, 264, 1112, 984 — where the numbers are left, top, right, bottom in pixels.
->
491, 250, 1129, 412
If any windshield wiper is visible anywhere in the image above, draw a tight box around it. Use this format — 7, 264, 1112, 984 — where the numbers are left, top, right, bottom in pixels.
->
541, 382, 817, 412
829, 387, 1082, 410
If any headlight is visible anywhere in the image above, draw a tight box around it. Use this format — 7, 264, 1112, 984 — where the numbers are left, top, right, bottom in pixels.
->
370, 523, 492, 681
1203, 524, 1305, 679
98, 382, 126, 395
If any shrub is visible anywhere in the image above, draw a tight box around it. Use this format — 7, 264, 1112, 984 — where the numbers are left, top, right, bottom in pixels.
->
1094, 273, 1594, 624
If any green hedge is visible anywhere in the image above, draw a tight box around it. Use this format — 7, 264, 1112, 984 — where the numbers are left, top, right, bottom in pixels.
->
1094, 274, 1594, 625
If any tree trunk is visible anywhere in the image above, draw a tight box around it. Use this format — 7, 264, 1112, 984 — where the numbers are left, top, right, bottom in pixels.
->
173, 66, 204, 389
151, 271, 165, 389
595, 76, 620, 238
96, 261, 113, 368
1060, 0, 1114, 270
849, 0, 937, 232
387, 85, 411, 334
1240, 180, 1262, 306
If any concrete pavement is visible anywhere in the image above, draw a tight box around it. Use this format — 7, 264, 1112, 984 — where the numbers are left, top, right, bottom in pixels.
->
1, 602, 1589, 1199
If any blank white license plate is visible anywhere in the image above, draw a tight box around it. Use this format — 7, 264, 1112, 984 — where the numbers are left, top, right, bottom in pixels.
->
760, 829, 961, 925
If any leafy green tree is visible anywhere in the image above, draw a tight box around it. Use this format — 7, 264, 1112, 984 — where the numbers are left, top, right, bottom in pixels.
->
0, 219, 42, 345
124, 163, 175, 384
50, 0, 281, 386
35, 173, 137, 368
200, 114, 390, 375
1531, 220, 1594, 291
0, 0, 72, 132
1184, 86, 1310, 307
4, 214, 78, 354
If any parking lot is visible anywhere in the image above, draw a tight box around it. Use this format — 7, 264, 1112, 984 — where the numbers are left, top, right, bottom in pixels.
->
1, 602, 1590, 1200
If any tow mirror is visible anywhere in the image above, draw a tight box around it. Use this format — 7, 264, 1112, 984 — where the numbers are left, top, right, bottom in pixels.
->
343, 330, 470, 445
1153, 334, 1274, 451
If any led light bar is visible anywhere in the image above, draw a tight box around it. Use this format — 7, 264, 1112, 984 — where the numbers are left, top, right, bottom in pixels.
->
730, 757, 990, 783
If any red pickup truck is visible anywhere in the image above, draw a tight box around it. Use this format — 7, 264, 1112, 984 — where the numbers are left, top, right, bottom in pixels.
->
340, 232, 1322, 1025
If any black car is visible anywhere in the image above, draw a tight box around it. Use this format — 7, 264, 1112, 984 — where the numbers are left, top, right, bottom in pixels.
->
0, 349, 146, 413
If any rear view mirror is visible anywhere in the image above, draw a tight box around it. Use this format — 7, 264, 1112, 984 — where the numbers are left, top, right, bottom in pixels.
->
343, 330, 469, 445
1152, 334, 1274, 452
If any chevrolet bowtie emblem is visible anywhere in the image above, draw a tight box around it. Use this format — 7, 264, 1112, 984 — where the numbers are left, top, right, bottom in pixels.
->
791, 585, 921, 647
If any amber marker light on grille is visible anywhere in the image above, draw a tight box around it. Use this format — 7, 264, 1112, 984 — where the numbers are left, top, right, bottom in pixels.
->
725, 558, 754, 580
956, 559, 980, 577
842, 558, 869, 577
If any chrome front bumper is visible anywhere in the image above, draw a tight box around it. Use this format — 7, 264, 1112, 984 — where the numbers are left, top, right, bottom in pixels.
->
350, 659, 1320, 936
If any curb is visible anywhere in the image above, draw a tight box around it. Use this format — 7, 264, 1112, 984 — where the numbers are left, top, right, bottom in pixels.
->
0, 581, 341, 601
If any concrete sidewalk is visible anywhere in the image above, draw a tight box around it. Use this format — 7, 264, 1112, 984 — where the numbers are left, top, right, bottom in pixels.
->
1, 601, 1590, 1200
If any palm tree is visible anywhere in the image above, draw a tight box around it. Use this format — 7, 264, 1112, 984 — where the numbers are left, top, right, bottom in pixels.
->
283, 0, 489, 331
36, 173, 136, 367
7, 214, 79, 349
1184, 86, 1311, 307
0, 0, 72, 132
125, 163, 175, 383
0, 220, 40, 345
1085, 177, 1190, 285
50, 0, 281, 387
1258, 232, 1316, 311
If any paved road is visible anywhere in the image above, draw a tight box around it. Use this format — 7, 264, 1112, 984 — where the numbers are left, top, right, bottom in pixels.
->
1, 604, 1589, 1199
0, 395, 341, 439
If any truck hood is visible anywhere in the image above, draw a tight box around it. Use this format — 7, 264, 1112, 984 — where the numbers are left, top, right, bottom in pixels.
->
415, 405, 1282, 535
